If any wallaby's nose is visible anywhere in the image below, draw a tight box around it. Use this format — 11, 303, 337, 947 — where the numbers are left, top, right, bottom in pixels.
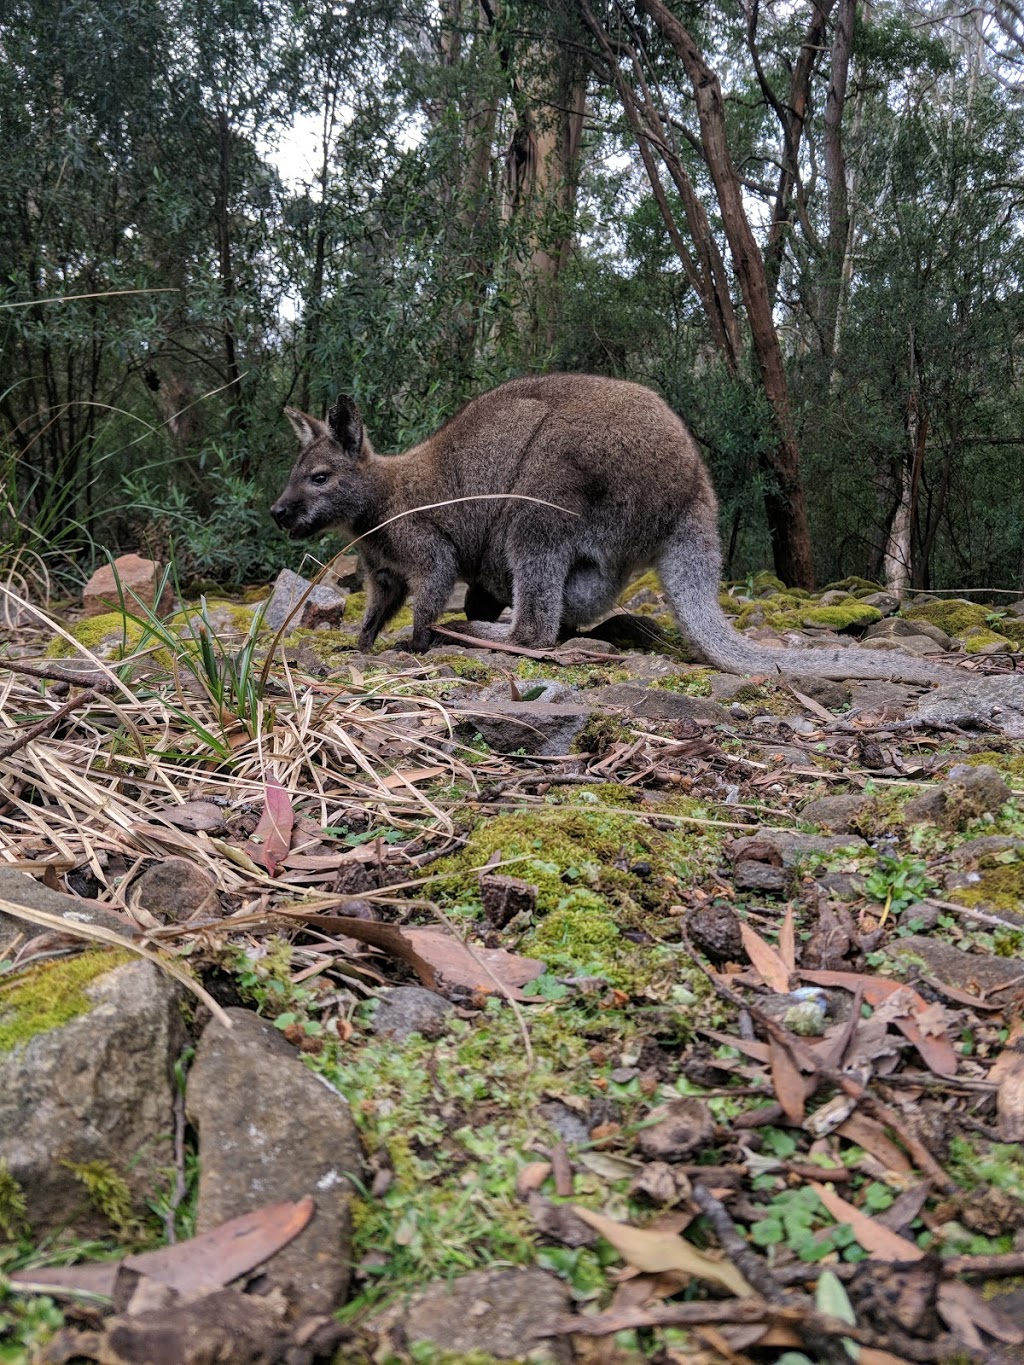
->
270, 500, 292, 528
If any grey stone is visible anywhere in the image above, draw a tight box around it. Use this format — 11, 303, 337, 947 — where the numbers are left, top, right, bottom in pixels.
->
800, 793, 871, 832
371, 986, 454, 1040
186, 1007, 364, 1318
558, 636, 617, 654
907, 677, 1024, 738
1005, 600, 1024, 619
0, 867, 136, 945
733, 860, 790, 894
905, 764, 1011, 828
818, 590, 854, 607
591, 683, 729, 725
864, 617, 952, 648
856, 634, 947, 657
263, 568, 347, 632
785, 675, 852, 709
636, 1099, 714, 1161
890, 937, 1024, 997
0, 959, 185, 1236
369, 1268, 572, 1362
760, 831, 867, 867
129, 858, 219, 924
860, 592, 901, 615
461, 700, 593, 755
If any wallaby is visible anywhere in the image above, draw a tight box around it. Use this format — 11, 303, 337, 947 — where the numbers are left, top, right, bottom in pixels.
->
270, 374, 943, 684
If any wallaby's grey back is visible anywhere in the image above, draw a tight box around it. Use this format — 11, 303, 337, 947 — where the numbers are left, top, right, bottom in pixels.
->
271, 373, 944, 684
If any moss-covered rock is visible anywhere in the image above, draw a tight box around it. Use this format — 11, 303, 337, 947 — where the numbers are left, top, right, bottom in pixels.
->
0, 950, 136, 1052
903, 599, 993, 637
949, 860, 1024, 915
45, 611, 144, 661
959, 627, 1013, 654
821, 576, 884, 595
734, 599, 882, 634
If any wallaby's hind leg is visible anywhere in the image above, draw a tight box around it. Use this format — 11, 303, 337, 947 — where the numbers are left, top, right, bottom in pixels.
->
506, 554, 567, 648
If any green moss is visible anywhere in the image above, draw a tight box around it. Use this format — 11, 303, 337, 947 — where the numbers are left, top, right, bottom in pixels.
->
425, 804, 720, 965
959, 627, 1013, 654
525, 902, 621, 962
514, 659, 630, 689
619, 569, 662, 602
903, 599, 992, 636
950, 861, 1024, 913
734, 597, 881, 633
45, 611, 145, 660
957, 752, 1024, 786
0, 1160, 28, 1240
63, 1160, 140, 1237
547, 782, 645, 808
571, 712, 634, 754
997, 619, 1024, 646
432, 653, 500, 683
718, 593, 743, 616
752, 571, 787, 594
173, 599, 261, 638
0, 949, 136, 1052
650, 669, 714, 697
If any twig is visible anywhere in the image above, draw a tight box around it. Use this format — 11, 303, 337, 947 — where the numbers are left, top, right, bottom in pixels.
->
0, 688, 102, 761
923, 896, 1024, 931
0, 657, 118, 691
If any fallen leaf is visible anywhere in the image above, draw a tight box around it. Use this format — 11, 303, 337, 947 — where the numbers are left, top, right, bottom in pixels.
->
800, 969, 957, 1077
769, 1036, 812, 1124
738, 922, 792, 994
778, 904, 796, 973
570, 1206, 754, 1298
989, 1050, 1024, 1141
149, 799, 226, 833
9, 1197, 314, 1299
246, 778, 294, 877
381, 765, 447, 790
835, 1112, 913, 1174
809, 1181, 923, 1261
287, 912, 544, 999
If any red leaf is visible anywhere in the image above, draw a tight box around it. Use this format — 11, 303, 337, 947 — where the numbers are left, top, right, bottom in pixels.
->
247, 779, 295, 877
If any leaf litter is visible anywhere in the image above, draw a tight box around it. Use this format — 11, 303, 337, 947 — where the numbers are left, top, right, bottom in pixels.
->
1, 595, 1024, 1363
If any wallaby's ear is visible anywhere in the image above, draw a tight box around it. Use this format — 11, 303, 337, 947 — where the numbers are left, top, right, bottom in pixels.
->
327, 394, 363, 454
284, 407, 328, 450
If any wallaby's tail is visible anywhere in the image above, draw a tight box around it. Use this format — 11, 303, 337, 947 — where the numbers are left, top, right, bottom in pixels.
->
656, 514, 944, 685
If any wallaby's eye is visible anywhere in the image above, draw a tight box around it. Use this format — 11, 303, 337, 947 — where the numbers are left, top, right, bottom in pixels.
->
309, 471, 330, 486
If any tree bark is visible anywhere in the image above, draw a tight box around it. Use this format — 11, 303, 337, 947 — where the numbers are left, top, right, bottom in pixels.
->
637, 0, 816, 588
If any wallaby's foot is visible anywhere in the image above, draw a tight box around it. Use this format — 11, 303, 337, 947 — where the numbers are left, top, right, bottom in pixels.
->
357, 629, 378, 652
407, 628, 434, 653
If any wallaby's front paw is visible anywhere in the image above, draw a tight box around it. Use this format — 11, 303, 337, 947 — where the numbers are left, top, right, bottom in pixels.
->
407, 630, 433, 653
357, 630, 377, 652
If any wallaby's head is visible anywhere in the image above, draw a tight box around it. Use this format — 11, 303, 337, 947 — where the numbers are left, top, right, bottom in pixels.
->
270, 396, 369, 537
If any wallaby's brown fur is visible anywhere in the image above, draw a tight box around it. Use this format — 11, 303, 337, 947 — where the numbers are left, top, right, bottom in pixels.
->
271, 374, 942, 683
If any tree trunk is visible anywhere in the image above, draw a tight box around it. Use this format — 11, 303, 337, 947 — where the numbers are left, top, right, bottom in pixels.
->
821, 0, 856, 361
637, 0, 816, 588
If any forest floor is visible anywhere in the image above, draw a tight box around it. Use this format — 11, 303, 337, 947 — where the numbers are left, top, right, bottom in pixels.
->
1, 569, 1024, 1364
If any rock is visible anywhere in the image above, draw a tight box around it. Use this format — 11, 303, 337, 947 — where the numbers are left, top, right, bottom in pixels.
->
949, 835, 1024, 863
785, 676, 852, 709
186, 1008, 364, 1318
369, 1267, 571, 1362
0, 956, 185, 1236
904, 764, 1011, 829
480, 873, 537, 928
914, 677, 1024, 738
558, 636, 617, 655
462, 699, 593, 755
800, 793, 871, 833
890, 937, 1024, 999
856, 634, 947, 657
591, 683, 729, 725
263, 567, 347, 632
82, 554, 173, 619
687, 902, 743, 963
1006, 600, 1024, 619
128, 858, 219, 924
733, 860, 790, 894
759, 831, 867, 867
636, 1098, 714, 1161
959, 628, 1013, 655
860, 591, 901, 615
818, 590, 854, 607
371, 986, 454, 1040
0, 867, 135, 945
864, 617, 952, 649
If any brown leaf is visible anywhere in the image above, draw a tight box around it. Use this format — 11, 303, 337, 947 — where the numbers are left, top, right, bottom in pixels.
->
835, 1113, 913, 1174
938, 1279, 1024, 1347
246, 779, 294, 877
9, 1197, 314, 1298
737, 922, 792, 994
778, 904, 796, 973
381, 765, 447, 790
288, 913, 544, 999
800, 969, 958, 1077
769, 1036, 812, 1124
569, 1206, 754, 1297
809, 1182, 923, 1261
989, 1050, 1024, 1142
150, 799, 226, 833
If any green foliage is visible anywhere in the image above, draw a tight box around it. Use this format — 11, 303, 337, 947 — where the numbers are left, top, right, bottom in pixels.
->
864, 854, 936, 917
0, 950, 135, 1053
0, 1162, 29, 1242
0, 1286, 64, 1364
749, 1186, 862, 1263
62, 1161, 140, 1239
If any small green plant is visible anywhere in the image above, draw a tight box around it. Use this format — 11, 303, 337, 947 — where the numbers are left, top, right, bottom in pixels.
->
0, 1286, 64, 1363
63, 1160, 141, 1239
749, 1186, 862, 1262
864, 853, 936, 919
0, 1161, 28, 1242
